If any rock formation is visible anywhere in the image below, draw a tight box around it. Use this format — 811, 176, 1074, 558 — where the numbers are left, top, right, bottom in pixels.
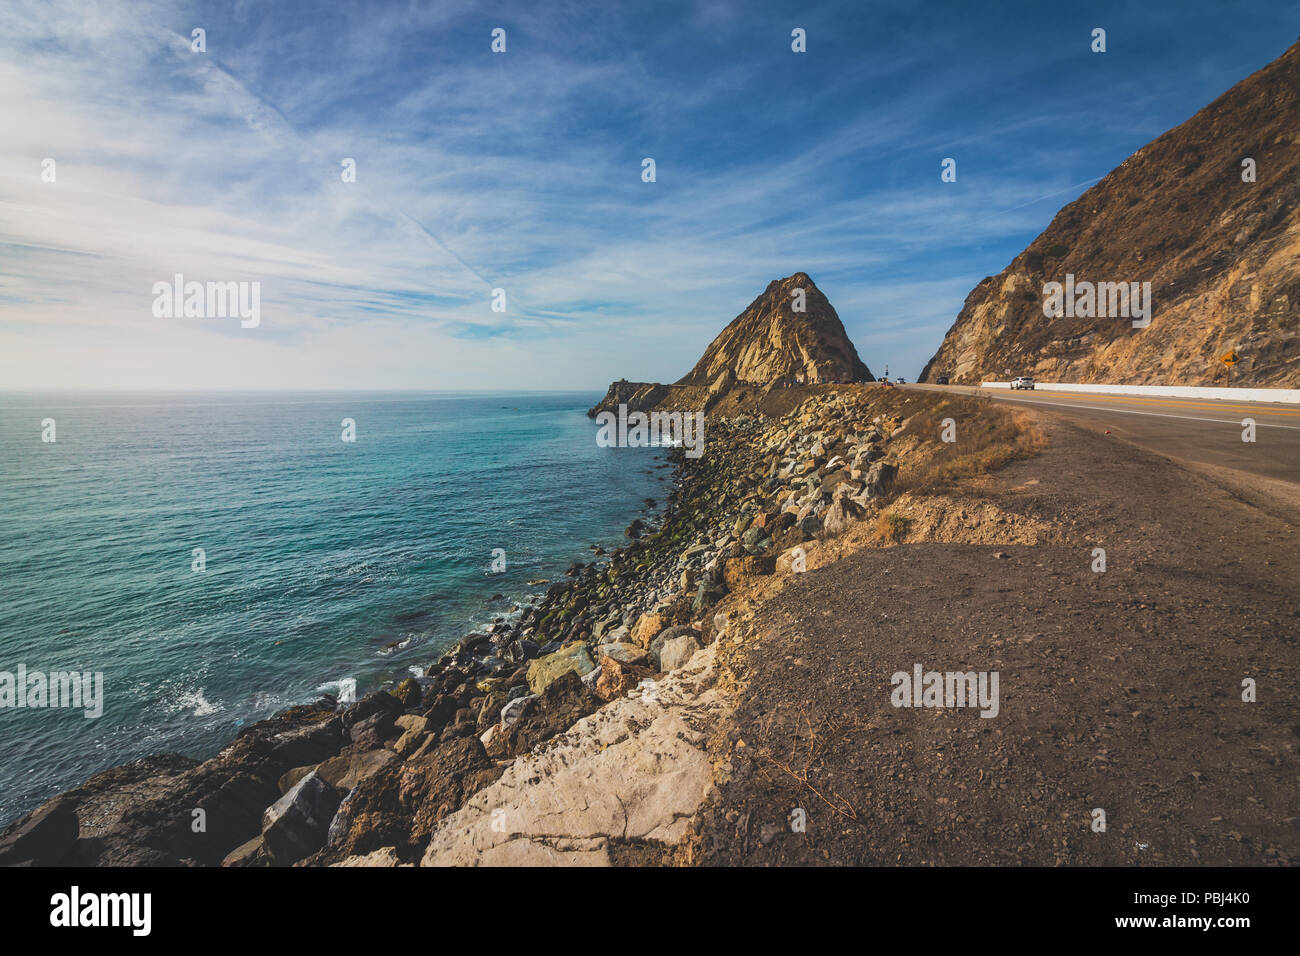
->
591, 272, 871, 415
921, 39, 1300, 387
677, 272, 872, 388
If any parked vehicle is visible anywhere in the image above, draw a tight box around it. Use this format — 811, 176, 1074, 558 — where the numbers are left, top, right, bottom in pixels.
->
1010, 376, 1035, 390
896, 376, 906, 384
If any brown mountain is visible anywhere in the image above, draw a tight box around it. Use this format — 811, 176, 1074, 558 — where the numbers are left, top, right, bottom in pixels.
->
920, 39, 1300, 388
676, 272, 872, 388
590, 272, 871, 415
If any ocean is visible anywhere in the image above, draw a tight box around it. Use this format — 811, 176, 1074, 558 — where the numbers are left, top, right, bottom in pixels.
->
0, 391, 671, 827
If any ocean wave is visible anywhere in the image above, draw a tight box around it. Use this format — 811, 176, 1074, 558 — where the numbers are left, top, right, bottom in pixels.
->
175, 688, 219, 717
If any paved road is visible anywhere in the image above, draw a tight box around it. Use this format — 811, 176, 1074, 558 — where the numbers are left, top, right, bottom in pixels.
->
901, 383, 1300, 485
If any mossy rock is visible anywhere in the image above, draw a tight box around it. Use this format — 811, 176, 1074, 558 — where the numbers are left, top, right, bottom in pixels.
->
391, 678, 421, 708
526, 643, 596, 695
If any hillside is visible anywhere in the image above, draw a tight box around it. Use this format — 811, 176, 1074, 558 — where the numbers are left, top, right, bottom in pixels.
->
921, 39, 1300, 387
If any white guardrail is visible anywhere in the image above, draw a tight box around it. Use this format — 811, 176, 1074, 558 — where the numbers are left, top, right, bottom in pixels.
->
980, 382, 1300, 404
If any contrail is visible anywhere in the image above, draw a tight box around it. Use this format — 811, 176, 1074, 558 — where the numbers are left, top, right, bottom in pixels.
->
158, 27, 497, 296
997, 175, 1106, 214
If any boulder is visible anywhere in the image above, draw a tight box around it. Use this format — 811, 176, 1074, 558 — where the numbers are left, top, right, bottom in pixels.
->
822, 495, 867, 536
392, 715, 434, 757
277, 764, 318, 795
422, 692, 463, 732
261, 715, 345, 769
861, 460, 899, 498
596, 641, 648, 666
261, 771, 342, 866
594, 656, 654, 702
392, 678, 422, 709
798, 514, 824, 537
631, 612, 665, 648
317, 737, 500, 864
221, 834, 266, 867
649, 625, 701, 669
0, 796, 78, 866
500, 693, 539, 727
498, 639, 527, 664
658, 634, 703, 672
330, 846, 407, 867
740, 526, 766, 552
394, 714, 430, 735
348, 712, 397, 751
599, 624, 630, 645
394, 728, 431, 758
693, 577, 728, 612
315, 749, 399, 792
526, 643, 596, 695
340, 690, 402, 736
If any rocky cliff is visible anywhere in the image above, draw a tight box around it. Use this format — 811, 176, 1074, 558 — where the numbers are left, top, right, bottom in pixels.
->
921, 39, 1300, 387
679, 273, 873, 388
591, 273, 872, 416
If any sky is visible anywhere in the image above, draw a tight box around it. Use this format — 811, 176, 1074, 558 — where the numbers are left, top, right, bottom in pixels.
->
1, 0, 1296, 389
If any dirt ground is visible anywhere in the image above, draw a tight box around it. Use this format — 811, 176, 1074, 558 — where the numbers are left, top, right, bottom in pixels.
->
697, 413, 1299, 866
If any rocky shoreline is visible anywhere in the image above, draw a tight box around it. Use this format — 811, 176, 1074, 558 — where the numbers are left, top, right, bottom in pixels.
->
0, 385, 926, 867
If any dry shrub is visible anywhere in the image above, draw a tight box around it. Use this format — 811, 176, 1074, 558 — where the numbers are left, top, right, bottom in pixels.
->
894, 397, 1045, 496
875, 511, 909, 543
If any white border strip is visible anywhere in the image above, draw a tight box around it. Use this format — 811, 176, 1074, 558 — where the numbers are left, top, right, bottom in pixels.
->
980, 382, 1300, 404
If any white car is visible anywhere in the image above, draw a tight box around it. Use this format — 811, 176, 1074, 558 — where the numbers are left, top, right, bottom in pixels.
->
1010, 376, 1035, 390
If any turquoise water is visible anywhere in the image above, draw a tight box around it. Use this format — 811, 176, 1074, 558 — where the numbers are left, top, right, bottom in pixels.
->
0, 391, 670, 826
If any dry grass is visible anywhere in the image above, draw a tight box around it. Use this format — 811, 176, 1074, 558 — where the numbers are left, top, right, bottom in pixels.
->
874, 511, 909, 543
893, 396, 1046, 496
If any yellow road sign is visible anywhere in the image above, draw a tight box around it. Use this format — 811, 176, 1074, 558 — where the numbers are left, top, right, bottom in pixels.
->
1221, 351, 1239, 366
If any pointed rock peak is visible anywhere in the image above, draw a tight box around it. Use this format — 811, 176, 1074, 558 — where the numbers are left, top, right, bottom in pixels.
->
676, 273, 873, 387
763, 272, 818, 300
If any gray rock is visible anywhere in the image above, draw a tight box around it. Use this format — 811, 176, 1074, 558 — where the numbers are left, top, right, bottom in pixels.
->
862, 461, 899, 498
649, 625, 701, 669
600, 624, 630, 645
500, 693, 539, 727
597, 641, 648, 666
261, 771, 342, 866
581, 664, 603, 692
658, 634, 702, 672
798, 514, 824, 537
822, 495, 867, 536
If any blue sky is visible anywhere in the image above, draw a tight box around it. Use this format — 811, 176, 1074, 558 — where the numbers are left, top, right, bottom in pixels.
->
1, 0, 1296, 389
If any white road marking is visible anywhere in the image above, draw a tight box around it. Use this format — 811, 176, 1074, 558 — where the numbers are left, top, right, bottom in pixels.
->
988, 394, 1300, 430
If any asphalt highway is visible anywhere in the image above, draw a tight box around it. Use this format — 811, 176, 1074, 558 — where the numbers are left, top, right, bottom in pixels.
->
901, 383, 1300, 484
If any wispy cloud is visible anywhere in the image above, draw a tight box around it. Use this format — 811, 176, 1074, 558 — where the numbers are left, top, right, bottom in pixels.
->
1, 0, 1295, 387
